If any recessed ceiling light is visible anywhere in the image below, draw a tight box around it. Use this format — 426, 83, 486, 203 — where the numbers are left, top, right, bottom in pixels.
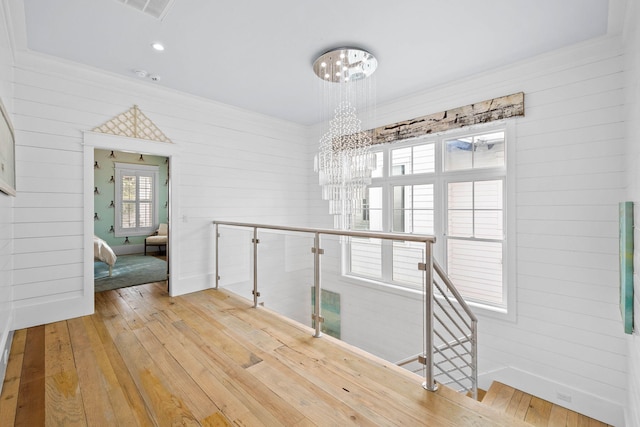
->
134, 69, 148, 78
151, 42, 165, 51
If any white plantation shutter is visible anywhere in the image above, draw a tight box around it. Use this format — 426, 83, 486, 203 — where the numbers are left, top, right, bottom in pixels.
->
138, 175, 153, 228
115, 163, 159, 237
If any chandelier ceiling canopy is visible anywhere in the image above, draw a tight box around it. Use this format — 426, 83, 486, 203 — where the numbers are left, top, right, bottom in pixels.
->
312, 47, 378, 83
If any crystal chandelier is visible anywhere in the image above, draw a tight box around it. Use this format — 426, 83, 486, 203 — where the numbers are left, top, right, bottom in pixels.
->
313, 47, 378, 230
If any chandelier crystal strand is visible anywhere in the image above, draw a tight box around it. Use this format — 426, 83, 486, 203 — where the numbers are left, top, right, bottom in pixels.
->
314, 47, 377, 230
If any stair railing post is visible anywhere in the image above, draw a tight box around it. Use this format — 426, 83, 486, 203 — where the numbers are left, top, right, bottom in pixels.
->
423, 241, 438, 391
312, 232, 323, 338
252, 227, 260, 308
471, 318, 478, 399
214, 222, 219, 289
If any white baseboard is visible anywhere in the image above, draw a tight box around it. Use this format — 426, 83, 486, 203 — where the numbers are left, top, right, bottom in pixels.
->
479, 366, 624, 426
13, 292, 94, 330
112, 244, 144, 255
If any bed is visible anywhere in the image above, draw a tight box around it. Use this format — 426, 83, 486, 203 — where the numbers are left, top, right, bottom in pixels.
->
94, 235, 117, 277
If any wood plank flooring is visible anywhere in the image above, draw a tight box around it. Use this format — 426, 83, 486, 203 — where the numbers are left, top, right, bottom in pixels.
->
482, 381, 612, 427
0, 282, 531, 426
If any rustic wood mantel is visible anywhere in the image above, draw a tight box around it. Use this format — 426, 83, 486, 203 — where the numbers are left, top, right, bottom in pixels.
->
370, 92, 524, 145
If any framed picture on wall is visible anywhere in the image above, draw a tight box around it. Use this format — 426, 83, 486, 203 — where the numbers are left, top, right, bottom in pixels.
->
0, 97, 15, 196
619, 201, 634, 334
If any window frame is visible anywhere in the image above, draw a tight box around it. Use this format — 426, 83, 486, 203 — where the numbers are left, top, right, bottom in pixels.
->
344, 123, 515, 317
114, 162, 160, 237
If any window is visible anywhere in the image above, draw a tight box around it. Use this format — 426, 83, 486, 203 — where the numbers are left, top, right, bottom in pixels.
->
351, 187, 382, 279
114, 163, 159, 237
391, 143, 435, 175
392, 184, 434, 234
347, 127, 509, 310
446, 180, 504, 305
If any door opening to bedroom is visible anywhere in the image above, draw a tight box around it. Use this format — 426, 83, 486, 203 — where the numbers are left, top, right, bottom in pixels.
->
93, 148, 170, 293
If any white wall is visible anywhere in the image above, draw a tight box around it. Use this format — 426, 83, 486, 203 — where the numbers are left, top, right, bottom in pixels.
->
307, 36, 628, 425
482, 37, 625, 427
623, 1, 640, 426
8, 42, 309, 328
0, 0, 14, 391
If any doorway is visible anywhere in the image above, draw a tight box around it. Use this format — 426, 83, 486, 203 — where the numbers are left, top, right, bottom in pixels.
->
92, 148, 169, 292
83, 131, 178, 309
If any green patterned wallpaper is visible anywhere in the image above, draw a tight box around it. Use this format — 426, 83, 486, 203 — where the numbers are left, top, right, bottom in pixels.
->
93, 149, 169, 250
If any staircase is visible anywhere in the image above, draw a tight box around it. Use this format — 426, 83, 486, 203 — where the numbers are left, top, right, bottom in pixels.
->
481, 382, 612, 427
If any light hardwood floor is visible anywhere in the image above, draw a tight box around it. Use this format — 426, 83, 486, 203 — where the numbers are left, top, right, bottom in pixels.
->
482, 382, 612, 427
1, 282, 533, 426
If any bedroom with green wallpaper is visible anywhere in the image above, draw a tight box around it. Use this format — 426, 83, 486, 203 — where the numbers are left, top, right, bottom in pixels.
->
93, 148, 169, 254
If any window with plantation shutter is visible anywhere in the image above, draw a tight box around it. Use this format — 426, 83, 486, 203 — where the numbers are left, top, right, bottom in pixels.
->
346, 126, 509, 311
114, 163, 159, 237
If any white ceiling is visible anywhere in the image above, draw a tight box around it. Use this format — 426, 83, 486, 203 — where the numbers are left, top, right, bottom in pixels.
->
16, 0, 615, 125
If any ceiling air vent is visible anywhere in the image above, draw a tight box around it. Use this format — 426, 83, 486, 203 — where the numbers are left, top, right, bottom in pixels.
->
117, 0, 176, 20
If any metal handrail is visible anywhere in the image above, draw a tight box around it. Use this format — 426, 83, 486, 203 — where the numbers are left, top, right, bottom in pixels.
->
213, 220, 476, 397
212, 220, 436, 243
434, 260, 478, 322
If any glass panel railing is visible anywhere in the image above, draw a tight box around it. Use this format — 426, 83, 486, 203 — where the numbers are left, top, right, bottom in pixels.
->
322, 235, 425, 372
316, 234, 342, 339
255, 229, 315, 327
216, 226, 254, 301
212, 221, 476, 397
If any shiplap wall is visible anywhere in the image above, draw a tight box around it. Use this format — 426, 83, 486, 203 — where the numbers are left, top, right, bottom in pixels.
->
0, 1, 14, 387
483, 35, 626, 427
624, 1, 640, 425
10, 49, 309, 328
308, 36, 627, 425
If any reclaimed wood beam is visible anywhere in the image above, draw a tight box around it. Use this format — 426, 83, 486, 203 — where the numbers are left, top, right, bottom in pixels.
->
370, 92, 524, 145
